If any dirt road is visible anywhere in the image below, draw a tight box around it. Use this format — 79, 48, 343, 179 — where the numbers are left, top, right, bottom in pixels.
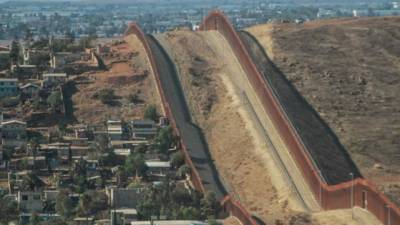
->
146, 35, 226, 199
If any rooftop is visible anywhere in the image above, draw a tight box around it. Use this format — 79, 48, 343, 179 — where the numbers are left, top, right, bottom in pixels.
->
43, 73, 67, 77
145, 161, 171, 168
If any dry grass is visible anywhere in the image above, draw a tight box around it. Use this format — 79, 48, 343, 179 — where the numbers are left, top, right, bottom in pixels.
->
70, 35, 162, 124
247, 16, 400, 206
156, 30, 320, 225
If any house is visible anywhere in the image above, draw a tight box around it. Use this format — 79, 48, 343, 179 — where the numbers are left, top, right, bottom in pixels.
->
20, 83, 40, 97
74, 217, 95, 225
43, 190, 59, 202
42, 73, 67, 88
23, 48, 49, 65
17, 191, 43, 212
113, 148, 132, 158
145, 161, 171, 178
40, 142, 70, 163
0, 78, 18, 98
70, 145, 90, 158
111, 208, 137, 225
1, 120, 27, 148
110, 140, 148, 149
108, 120, 123, 140
106, 187, 144, 208
0, 50, 10, 70
131, 120, 157, 139
11, 65, 38, 79
19, 213, 60, 225
50, 52, 81, 69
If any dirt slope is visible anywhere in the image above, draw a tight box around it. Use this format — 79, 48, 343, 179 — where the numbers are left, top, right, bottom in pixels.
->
156, 30, 306, 224
70, 35, 162, 124
155, 29, 385, 225
247, 16, 400, 205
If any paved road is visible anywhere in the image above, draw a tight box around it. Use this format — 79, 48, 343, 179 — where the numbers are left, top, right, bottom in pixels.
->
146, 35, 227, 199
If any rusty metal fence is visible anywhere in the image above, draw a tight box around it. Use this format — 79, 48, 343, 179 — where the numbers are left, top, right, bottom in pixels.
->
199, 10, 400, 225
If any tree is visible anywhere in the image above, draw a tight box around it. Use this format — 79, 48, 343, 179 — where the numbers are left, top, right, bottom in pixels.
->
30, 212, 40, 225
200, 191, 219, 219
144, 105, 158, 121
10, 39, 20, 64
176, 164, 191, 179
21, 172, 45, 191
171, 152, 185, 169
179, 206, 200, 220
128, 93, 142, 104
154, 126, 173, 154
56, 190, 75, 219
135, 143, 147, 154
47, 90, 63, 113
95, 133, 109, 153
124, 153, 148, 177
94, 88, 116, 105
0, 197, 18, 224
78, 193, 92, 216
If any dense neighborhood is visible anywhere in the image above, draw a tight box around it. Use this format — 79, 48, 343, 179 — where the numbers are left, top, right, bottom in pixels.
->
0, 34, 220, 225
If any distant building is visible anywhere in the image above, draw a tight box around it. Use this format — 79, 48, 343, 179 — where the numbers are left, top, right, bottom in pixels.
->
0, 78, 18, 98
49, 52, 81, 69
1, 120, 27, 148
23, 48, 49, 65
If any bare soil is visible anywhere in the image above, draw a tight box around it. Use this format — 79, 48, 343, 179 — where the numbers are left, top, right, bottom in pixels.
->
70, 35, 162, 124
156, 30, 322, 225
247, 16, 400, 206
222, 216, 242, 225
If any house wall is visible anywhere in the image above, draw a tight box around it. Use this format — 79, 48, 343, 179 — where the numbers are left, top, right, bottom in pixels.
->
0, 79, 18, 97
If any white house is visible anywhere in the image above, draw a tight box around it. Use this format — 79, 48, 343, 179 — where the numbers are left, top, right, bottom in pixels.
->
145, 161, 171, 177
1, 120, 27, 148
42, 73, 67, 88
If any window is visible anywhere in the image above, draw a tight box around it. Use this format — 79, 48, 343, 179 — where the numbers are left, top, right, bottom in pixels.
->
33, 195, 41, 200
22, 195, 28, 201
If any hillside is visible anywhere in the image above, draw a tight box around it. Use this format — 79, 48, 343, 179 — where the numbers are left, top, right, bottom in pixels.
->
154, 29, 384, 225
247, 16, 400, 205
70, 35, 162, 124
